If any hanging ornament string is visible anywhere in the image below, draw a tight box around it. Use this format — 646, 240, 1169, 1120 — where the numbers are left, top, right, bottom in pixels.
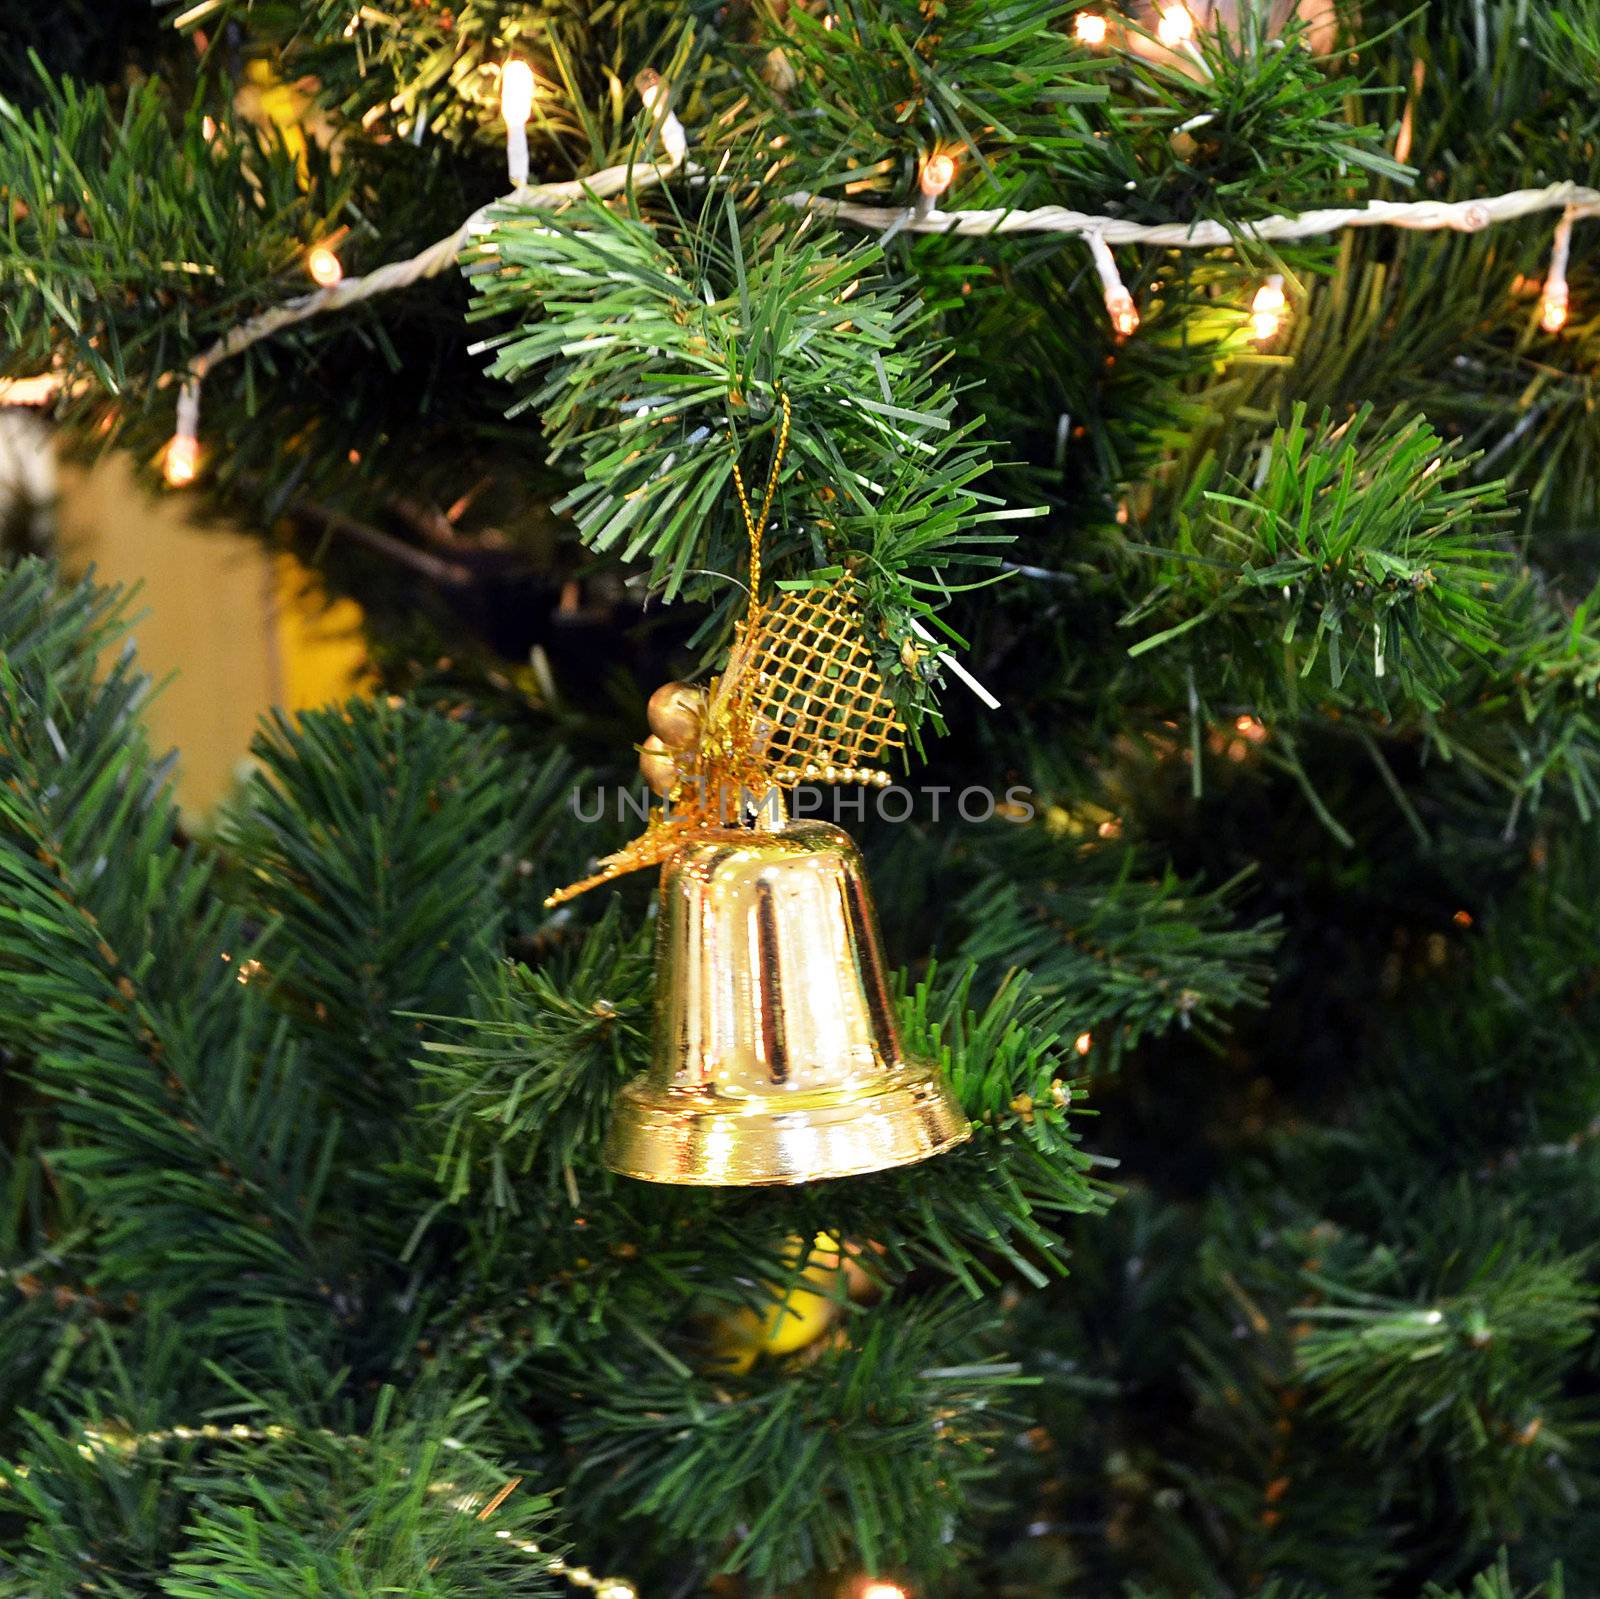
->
544, 394, 905, 907
730, 390, 793, 606
0, 1420, 638, 1599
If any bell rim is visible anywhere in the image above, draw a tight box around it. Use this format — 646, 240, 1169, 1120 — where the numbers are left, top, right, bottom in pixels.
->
603, 1063, 973, 1187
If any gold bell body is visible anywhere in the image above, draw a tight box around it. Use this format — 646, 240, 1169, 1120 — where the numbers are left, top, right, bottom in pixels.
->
604, 819, 971, 1185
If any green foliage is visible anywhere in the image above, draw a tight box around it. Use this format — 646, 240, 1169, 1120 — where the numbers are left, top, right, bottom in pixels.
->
418, 900, 653, 1207
218, 700, 538, 1113
1298, 1239, 1595, 1479
1124, 404, 1509, 712
1106, 2, 1408, 228
566, 1295, 1018, 1592
955, 834, 1281, 1058
160, 0, 707, 160
0, 563, 333, 1342
755, 0, 1111, 194
2, 1392, 562, 1599
1424, 1553, 1566, 1599
0, 65, 344, 396
1530, 1, 1600, 89
471, 194, 1020, 652
0, 566, 1118, 1592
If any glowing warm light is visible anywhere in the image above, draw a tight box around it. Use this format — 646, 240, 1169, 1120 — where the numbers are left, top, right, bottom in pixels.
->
1234, 714, 1268, 744
500, 59, 536, 128
1452, 909, 1474, 928
1075, 1032, 1093, 1057
1074, 11, 1108, 44
501, 59, 536, 185
163, 434, 200, 488
861, 1585, 909, 1599
1157, 2, 1195, 45
1106, 287, 1140, 337
307, 243, 344, 287
201, 114, 217, 141
1250, 277, 1287, 343
1540, 285, 1569, 334
0, 372, 63, 406
919, 151, 956, 199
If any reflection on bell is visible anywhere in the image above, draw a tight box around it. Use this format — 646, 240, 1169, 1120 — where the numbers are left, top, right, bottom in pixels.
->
604, 819, 972, 1185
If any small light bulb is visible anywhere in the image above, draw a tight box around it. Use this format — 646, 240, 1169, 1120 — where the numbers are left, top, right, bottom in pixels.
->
1107, 287, 1140, 337
1075, 1031, 1093, 1056
307, 243, 343, 287
861, 1586, 909, 1599
919, 151, 956, 199
1250, 276, 1287, 343
1540, 285, 1569, 333
500, 59, 536, 129
201, 114, 217, 141
1074, 12, 1108, 44
163, 434, 200, 488
1157, 2, 1195, 45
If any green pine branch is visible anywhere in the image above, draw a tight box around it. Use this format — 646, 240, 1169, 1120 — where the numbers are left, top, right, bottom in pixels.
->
468, 191, 1024, 677
564, 1293, 1020, 1592
217, 699, 542, 1121
955, 832, 1281, 1058
1123, 404, 1510, 713
0, 562, 337, 1342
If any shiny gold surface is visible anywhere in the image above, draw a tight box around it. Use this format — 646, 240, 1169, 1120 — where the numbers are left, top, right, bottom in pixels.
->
604, 820, 972, 1185
645, 680, 707, 751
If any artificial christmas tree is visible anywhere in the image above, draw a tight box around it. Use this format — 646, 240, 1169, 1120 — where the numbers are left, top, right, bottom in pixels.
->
4, 2, 1600, 1595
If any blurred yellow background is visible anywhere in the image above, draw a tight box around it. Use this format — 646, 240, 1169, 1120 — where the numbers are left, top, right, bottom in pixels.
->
57, 451, 369, 828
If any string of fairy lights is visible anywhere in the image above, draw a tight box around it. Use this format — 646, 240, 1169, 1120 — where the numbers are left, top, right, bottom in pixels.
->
1, 4, 1594, 488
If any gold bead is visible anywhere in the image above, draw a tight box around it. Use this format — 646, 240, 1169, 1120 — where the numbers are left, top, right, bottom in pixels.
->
639, 734, 677, 797
646, 681, 707, 751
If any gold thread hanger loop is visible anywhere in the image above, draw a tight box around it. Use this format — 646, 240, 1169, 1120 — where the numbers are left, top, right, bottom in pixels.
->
730, 390, 791, 607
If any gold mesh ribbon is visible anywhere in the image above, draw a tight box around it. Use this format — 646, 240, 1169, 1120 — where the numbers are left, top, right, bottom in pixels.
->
547, 394, 905, 907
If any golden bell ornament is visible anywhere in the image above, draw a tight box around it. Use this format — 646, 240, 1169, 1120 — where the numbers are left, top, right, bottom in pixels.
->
604, 819, 971, 1185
